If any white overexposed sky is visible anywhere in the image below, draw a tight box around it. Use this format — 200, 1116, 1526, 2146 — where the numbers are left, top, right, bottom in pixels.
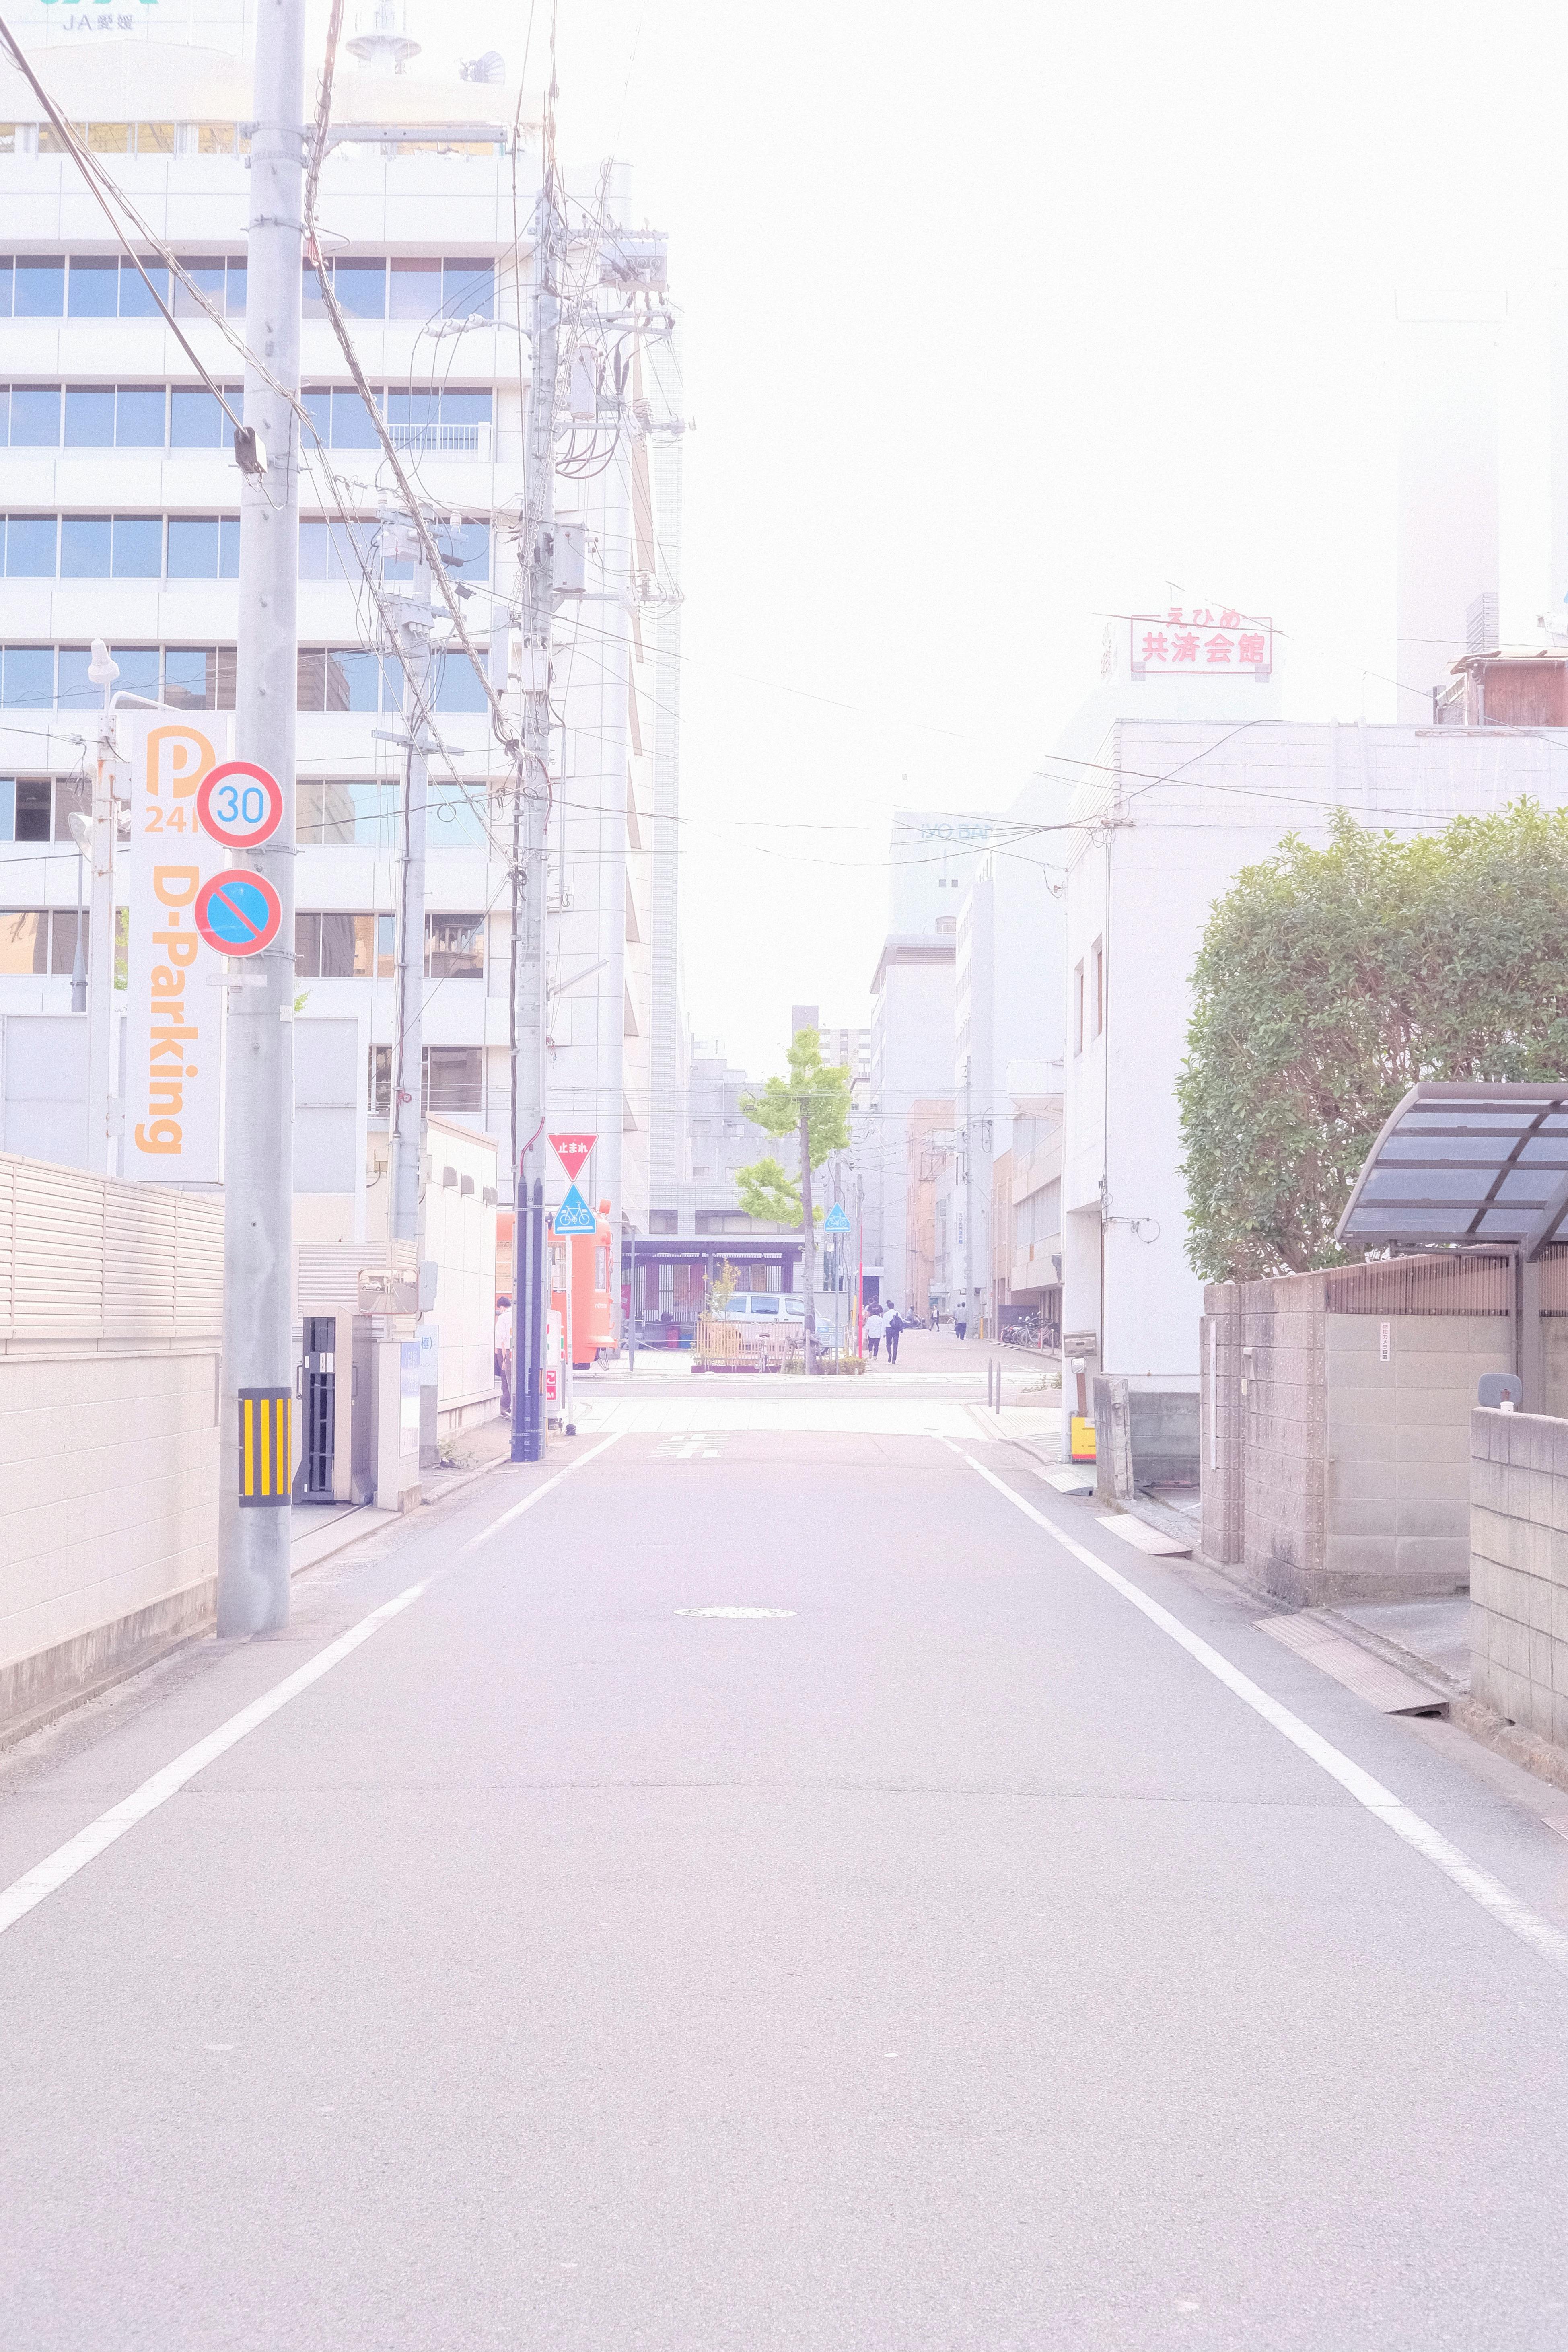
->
412, 0, 1568, 1077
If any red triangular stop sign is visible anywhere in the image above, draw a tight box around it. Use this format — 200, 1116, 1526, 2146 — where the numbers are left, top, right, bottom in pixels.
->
549, 1132, 596, 1181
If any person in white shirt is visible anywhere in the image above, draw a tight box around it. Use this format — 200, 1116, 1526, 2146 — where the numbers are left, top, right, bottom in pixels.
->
494, 1294, 513, 1414
864, 1301, 887, 1360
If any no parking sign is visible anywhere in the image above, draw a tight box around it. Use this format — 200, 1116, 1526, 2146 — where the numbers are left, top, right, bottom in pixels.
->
194, 869, 282, 957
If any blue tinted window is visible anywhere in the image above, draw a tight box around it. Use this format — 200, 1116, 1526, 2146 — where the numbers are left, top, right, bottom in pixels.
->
441, 390, 492, 428
172, 258, 226, 318
167, 517, 219, 578
386, 389, 437, 428
0, 261, 10, 318
60, 517, 111, 578
442, 260, 494, 321
389, 259, 440, 318
220, 517, 240, 578
0, 780, 13, 838
5, 518, 57, 577
298, 520, 329, 581
380, 654, 405, 711
112, 517, 162, 578
433, 653, 488, 714
56, 648, 98, 711
330, 386, 381, 450
15, 258, 64, 318
10, 387, 60, 446
116, 386, 165, 446
61, 645, 163, 709
115, 646, 162, 701
302, 387, 331, 447
327, 650, 380, 712
2, 649, 54, 708
225, 259, 247, 318
0, 390, 6, 445
170, 387, 224, 448
68, 259, 119, 318
164, 648, 235, 711
118, 259, 169, 318
429, 783, 488, 844
302, 261, 327, 318
335, 519, 371, 582
449, 520, 490, 578
334, 259, 385, 319
64, 386, 115, 446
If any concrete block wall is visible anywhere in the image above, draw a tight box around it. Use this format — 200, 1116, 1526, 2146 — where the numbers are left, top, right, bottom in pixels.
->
1202, 1273, 1510, 1607
1240, 1278, 1325, 1605
1470, 1406, 1568, 1750
1323, 1314, 1508, 1603
0, 1348, 220, 1734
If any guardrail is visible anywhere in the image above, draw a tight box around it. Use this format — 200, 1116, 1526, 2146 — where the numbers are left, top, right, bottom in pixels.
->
691, 1314, 803, 1373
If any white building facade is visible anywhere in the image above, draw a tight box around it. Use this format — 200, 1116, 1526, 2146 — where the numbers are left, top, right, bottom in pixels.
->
1058, 702, 1568, 1455
0, 7, 686, 1379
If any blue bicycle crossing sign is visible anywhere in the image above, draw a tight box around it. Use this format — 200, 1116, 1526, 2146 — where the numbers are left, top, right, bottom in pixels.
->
553, 1185, 596, 1236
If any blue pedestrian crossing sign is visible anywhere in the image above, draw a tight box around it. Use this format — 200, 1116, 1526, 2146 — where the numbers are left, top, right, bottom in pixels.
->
554, 1185, 596, 1236
823, 1203, 851, 1234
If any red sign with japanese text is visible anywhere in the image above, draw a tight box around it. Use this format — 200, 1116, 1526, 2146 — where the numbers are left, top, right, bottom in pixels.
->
1130, 607, 1272, 677
549, 1132, 596, 1180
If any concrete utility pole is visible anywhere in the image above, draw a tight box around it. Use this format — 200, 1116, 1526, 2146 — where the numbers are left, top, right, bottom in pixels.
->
799, 1103, 817, 1375
217, 0, 303, 1637
509, 169, 563, 1463
389, 539, 434, 1246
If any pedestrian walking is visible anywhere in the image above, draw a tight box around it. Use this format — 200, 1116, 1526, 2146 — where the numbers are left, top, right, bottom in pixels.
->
955, 1294, 968, 1342
494, 1293, 513, 1415
885, 1306, 903, 1366
864, 1301, 886, 1360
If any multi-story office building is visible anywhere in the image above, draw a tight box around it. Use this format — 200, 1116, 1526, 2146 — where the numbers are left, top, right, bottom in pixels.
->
0, 5, 685, 1377
790, 1003, 871, 1104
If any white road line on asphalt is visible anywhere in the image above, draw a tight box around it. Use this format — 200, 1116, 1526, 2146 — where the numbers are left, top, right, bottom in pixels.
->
955, 1447, 1568, 1989
0, 1435, 629, 1942
459, 1432, 623, 1556
0, 1582, 427, 1942
675, 1607, 796, 1619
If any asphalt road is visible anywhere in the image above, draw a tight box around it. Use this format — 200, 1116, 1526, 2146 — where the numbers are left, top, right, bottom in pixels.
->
4, 1402, 1568, 2350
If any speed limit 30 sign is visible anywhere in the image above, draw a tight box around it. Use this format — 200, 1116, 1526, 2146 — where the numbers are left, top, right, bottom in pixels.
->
196, 760, 284, 849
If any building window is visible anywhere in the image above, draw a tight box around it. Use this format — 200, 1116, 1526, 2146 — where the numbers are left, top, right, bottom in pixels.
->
425, 914, 485, 980
163, 647, 236, 711
0, 780, 52, 842
1072, 961, 1084, 1055
424, 1046, 483, 1115
1091, 937, 1104, 1040
166, 516, 240, 579
369, 1045, 482, 1117
295, 912, 387, 979
298, 780, 398, 847
169, 385, 243, 449
302, 255, 495, 325
296, 647, 404, 713
0, 908, 88, 973
648, 1209, 678, 1234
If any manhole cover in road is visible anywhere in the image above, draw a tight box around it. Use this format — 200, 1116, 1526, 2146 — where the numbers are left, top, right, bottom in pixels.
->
675, 1607, 796, 1619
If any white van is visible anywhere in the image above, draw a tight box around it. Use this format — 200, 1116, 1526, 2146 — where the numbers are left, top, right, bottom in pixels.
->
722, 1292, 806, 1324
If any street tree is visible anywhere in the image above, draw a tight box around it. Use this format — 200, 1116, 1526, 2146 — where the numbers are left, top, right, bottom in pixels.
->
1177, 803, 1568, 1282
740, 1029, 852, 1371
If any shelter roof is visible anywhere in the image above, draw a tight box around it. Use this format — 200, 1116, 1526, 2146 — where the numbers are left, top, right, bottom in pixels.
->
1335, 1082, 1568, 1257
